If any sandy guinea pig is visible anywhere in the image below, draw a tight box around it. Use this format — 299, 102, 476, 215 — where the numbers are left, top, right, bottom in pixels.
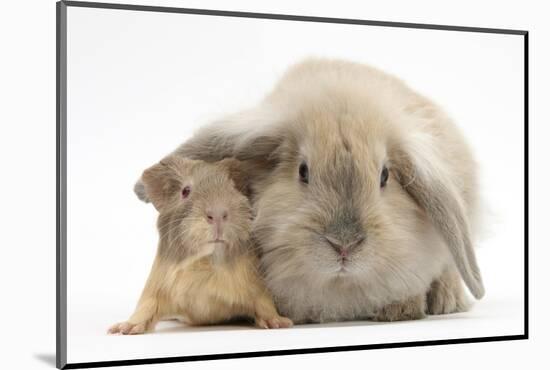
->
109, 156, 292, 334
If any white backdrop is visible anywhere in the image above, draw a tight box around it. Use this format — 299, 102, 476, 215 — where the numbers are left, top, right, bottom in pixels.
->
2, 0, 547, 369
64, 4, 525, 364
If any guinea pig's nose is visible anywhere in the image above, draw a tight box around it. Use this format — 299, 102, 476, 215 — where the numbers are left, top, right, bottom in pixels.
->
206, 206, 229, 225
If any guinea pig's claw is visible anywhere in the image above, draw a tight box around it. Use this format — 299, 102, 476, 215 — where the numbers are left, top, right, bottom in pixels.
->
108, 321, 147, 335
108, 323, 122, 334
256, 316, 293, 329
255, 318, 269, 329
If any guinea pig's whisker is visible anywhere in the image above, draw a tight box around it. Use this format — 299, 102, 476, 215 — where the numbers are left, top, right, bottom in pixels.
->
159, 221, 203, 253
157, 216, 207, 244
156, 216, 188, 234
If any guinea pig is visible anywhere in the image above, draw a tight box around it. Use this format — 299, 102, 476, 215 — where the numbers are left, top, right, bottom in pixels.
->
135, 58, 485, 324
110, 156, 292, 334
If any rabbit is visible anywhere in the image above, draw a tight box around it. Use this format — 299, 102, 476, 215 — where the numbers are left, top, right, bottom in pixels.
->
135, 58, 484, 324
110, 156, 292, 334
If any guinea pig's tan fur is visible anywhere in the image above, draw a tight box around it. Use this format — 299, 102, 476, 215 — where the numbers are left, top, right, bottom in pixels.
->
110, 156, 292, 334
138, 58, 484, 324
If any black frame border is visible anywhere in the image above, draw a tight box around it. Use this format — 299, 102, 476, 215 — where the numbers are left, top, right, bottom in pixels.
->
56, 1, 529, 369
57, 1, 67, 369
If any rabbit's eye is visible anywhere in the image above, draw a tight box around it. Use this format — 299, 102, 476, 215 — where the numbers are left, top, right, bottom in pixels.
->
380, 166, 389, 188
299, 162, 309, 184
181, 186, 191, 199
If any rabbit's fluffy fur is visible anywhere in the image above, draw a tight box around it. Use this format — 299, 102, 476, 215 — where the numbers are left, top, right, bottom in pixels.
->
140, 58, 484, 323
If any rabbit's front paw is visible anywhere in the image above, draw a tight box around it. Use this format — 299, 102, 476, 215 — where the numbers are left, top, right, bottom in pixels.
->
427, 268, 471, 315
372, 294, 426, 322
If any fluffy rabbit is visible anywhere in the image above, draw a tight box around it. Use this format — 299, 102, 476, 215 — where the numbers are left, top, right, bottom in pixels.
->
136, 58, 484, 323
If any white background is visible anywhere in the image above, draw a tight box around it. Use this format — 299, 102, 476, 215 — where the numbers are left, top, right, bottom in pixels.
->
64, 3, 526, 365
0, 0, 546, 369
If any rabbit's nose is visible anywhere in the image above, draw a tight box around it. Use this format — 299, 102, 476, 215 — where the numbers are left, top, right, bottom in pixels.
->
325, 235, 365, 257
338, 247, 349, 258
324, 236, 346, 256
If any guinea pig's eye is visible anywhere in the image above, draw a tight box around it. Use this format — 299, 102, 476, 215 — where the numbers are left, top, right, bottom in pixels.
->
380, 166, 389, 188
299, 161, 309, 184
181, 186, 191, 199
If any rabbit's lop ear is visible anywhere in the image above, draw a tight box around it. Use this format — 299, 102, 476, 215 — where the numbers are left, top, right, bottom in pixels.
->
141, 156, 195, 211
392, 138, 485, 300
174, 105, 285, 166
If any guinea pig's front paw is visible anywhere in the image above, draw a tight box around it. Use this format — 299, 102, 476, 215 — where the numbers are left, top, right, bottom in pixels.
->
426, 269, 471, 315
108, 321, 147, 335
371, 294, 426, 322
255, 315, 294, 329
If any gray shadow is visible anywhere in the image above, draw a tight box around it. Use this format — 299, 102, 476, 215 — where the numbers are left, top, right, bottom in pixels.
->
424, 313, 482, 321
154, 319, 256, 334
144, 314, 478, 334
154, 318, 391, 334
34, 353, 56, 367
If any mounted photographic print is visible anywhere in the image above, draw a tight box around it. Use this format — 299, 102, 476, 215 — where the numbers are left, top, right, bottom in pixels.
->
56, 1, 528, 368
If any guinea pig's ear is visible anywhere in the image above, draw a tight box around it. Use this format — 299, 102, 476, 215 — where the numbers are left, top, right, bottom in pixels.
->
132, 106, 285, 203
216, 157, 251, 196
392, 142, 485, 300
140, 156, 195, 211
